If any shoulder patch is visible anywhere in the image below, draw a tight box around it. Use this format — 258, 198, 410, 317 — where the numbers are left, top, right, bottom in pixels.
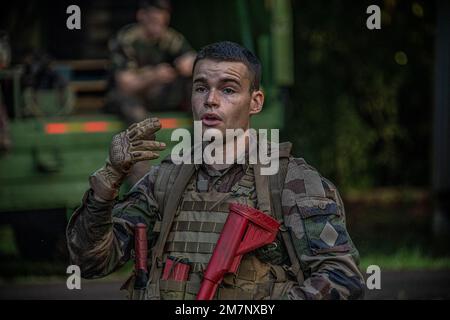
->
296, 198, 339, 219
286, 158, 326, 198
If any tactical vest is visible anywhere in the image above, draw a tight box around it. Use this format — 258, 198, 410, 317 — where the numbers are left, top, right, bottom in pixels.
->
125, 142, 302, 300
147, 165, 291, 300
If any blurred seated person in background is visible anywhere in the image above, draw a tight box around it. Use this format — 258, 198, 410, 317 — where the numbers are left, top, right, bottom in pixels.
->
106, 0, 195, 124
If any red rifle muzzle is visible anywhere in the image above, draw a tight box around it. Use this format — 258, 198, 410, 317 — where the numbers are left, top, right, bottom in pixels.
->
196, 203, 281, 300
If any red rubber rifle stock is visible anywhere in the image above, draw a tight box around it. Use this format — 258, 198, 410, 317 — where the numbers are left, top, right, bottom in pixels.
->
196, 203, 280, 300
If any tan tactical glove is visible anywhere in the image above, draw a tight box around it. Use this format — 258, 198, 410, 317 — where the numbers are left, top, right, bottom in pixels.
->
89, 117, 166, 201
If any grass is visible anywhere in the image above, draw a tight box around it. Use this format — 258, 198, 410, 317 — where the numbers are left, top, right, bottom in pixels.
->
2, 248, 449, 285
0, 260, 134, 285
0, 225, 18, 256
360, 247, 450, 271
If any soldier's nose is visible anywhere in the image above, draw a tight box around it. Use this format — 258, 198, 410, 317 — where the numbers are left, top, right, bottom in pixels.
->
205, 89, 220, 108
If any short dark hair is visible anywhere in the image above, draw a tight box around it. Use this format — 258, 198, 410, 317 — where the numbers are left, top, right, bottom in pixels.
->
193, 41, 262, 91
139, 0, 172, 12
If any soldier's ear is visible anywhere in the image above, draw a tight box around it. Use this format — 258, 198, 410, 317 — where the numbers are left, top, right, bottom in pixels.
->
249, 90, 264, 116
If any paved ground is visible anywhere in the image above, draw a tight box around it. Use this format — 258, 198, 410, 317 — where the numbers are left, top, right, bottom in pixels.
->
0, 270, 449, 300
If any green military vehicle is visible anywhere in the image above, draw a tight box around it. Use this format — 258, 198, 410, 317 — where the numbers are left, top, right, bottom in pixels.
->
0, 0, 292, 260
0, 62, 193, 259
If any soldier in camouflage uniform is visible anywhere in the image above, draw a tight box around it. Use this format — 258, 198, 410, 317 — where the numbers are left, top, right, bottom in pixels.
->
106, 0, 195, 184
106, 0, 195, 123
67, 41, 365, 300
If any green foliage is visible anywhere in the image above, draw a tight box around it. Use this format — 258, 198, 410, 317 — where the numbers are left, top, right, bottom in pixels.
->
287, 0, 434, 189
360, 247, 450, 271
335, 96, 377, 190
0, 225, 18, 256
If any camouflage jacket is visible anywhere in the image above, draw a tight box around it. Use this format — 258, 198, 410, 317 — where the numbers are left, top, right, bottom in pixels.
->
109, 23, 194, 72
66, 156, 365, 300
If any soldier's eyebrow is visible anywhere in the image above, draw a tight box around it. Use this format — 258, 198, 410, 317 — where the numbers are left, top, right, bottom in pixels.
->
193, 77, 208, 84
193, 76, 242, 87
219, 77, 241, 87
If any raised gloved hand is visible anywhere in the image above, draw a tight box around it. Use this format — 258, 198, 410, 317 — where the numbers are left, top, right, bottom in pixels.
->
89, 117, 166, 201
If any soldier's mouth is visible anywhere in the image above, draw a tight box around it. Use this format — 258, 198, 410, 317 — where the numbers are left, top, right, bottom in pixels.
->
201, 113, 223, 127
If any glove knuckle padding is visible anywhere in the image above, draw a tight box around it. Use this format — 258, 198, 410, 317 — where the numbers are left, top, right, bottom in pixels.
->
128, 118, 161, 142
110, 132, 130, 169
108, 118, 162, 173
